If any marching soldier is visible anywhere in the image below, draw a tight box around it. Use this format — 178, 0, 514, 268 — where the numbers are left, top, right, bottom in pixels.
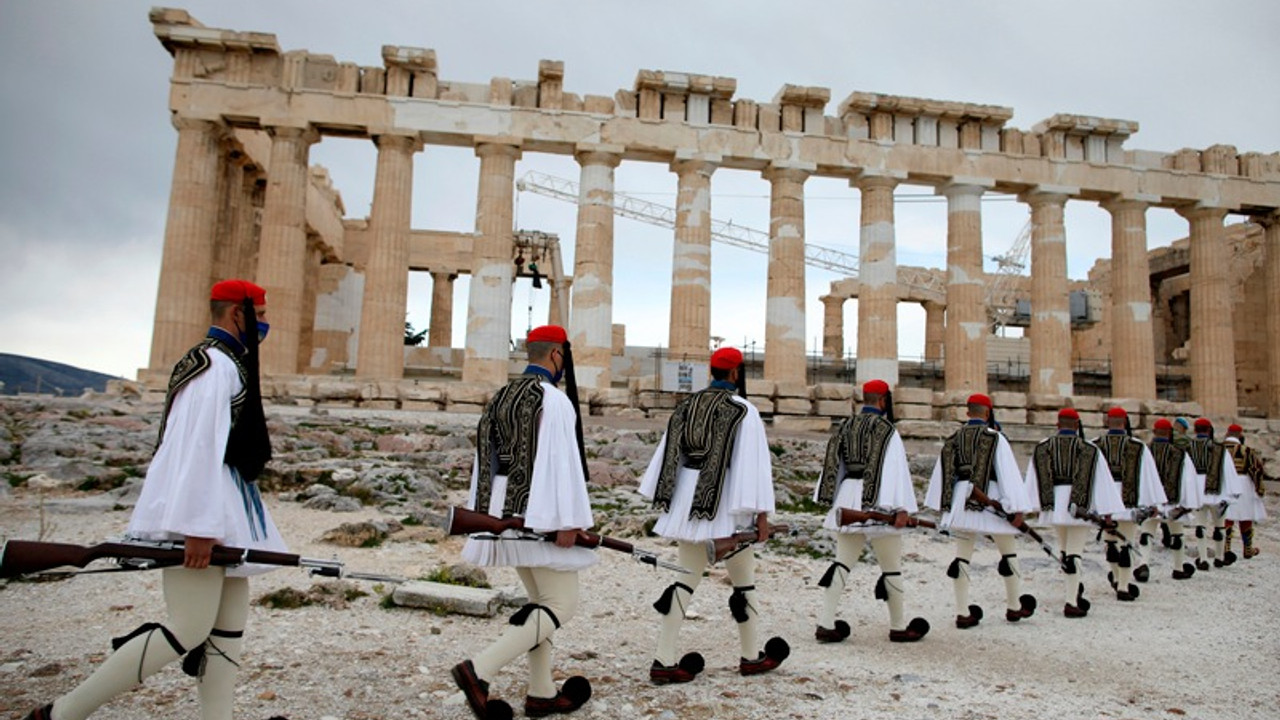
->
24, 280, 287, 720
1148, 418, 1204, 579
1025, 408, 1125, 618
1093, 407, 1166, 601
1186, 419, 1245, 570
451, 325, 596, 720
638, 347, 789, 684
925, 393, 1037, 629
812, 379, 930, 644
1223, 424, 1269, 559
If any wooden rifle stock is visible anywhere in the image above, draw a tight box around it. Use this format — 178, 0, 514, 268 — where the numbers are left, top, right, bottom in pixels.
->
2, 540, 311, 580
707, 524, 790, 564
837, 508, 937, 529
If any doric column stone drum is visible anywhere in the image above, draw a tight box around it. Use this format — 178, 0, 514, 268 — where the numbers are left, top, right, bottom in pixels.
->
1263, 214, 1280, 417
1102, 199, 1157, 400
1180, 205, 1237, 416
256, 124, 319, 376
429, 271, 456, 349
357, 133, 423, 379
856, 174, 900, 386
924, 300, 946, 364
1025, 191, 1073, 398
668, 159, 717, 360
942, 183, 988, 392
763, 165, 810, 385
569, 149, 622, 391
822, 295, 844, 361
149, 116, 228, 372
463, 142, 522, 385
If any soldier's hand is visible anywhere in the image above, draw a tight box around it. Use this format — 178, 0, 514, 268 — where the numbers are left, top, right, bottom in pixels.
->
183, 536, 216, 569
553, 530, 578, 548
1010, 512, 1025, 528
893, 510, 909, 529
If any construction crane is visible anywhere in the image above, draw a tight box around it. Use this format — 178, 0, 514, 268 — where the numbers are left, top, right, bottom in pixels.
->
985, 220, 1032, 330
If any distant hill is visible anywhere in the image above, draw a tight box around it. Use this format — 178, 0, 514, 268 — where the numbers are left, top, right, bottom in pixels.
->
0, 353, 121, 396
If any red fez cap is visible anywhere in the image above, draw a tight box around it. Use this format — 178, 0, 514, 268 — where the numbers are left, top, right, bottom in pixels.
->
1106, 407, 1128, 419
967, 393, 992, 408
527, 325, 568, 344
210, 279, 266, 305
710, 347, 744, 370
1058, 407, 1080, 420
1153, 418, 1173, 431
1194, 418, 1213, 431
1227, 423, 1244, 434
863, 379, 890, 396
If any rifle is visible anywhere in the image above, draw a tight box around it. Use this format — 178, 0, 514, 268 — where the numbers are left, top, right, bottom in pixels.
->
0, 539, 404, 583
837, 507, 939, 530
1068, 503, 1141, 557
705, 524, 792, 564
445, 506, 689, 574
1167, 497, 1232, 522
967, 486, 1064, 570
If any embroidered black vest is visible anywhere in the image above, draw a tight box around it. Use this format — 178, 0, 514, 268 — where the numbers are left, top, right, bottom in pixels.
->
651, 388, 749, 520
817, 412, 896, 509
475, 375, 545, 517
1149, 441, 1187, 504
940, 424, 1000, 507
1227, 443, 1265, 495
156, 335, 271, 482
1187, 438, 1226, 495
1032, 434, 1097, 510
1095, 434, 1146, 508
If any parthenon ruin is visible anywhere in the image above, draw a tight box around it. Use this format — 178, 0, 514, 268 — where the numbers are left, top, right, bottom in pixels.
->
143, 8, 1280, 422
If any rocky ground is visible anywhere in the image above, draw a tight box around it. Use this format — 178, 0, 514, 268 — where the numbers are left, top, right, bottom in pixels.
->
1, 395, 1277, 720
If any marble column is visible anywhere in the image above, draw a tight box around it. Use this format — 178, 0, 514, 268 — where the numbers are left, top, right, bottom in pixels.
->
1179, 205, 1236, 416
256, 124, 319, 376
462, 141, 522, 385
357, 133, 422, 379
148, 117, 227, 372
942, 183, 988, 392
548, 280, 568, 327
668, 158, 717, 359
923, 301, 945, 363
1263, 214, 1280, 417
428, 270, 456, 348
1102, 198, 1157, 400
856, 174, 900, 385
763, 164, 810, 385
822, 295, 844, 361
1024, 190, 1073, 398
569, 148, 622, 390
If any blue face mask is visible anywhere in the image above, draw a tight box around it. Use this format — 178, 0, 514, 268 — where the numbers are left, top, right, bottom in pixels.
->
550, 350, 564, 385
255, 321, 270, 343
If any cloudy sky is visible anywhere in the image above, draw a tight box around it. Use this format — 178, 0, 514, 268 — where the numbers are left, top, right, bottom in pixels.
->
1, 0, 1275, 379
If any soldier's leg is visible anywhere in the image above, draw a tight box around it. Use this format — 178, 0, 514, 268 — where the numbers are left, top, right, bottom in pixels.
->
654, 541, 710, 667
53, 567, 226, 720
1058, 526, 1089, 616
993, 533, 1034, 620
1210, 506, 1233, 566
1241, 521, 1258, 558
1169, 519, 1195, 579
949, 534, 978, 626
816, 532, 865, 636
1195, 507, 1212, 568
473, 567, 579, 683
724, 548, 759, 660
871, 534, 928, 641
1224, 520, 1235, 554
1113, 521, 1139, 600
195, 577, 249, 720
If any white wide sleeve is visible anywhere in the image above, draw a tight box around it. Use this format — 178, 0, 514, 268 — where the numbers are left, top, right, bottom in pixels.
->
1180, 460, 1204, 508
874, 433, 918, 513
637, 432, 669, 500
993, 436, 1032, 513
1138, 447, 1168, 507
1024, 462, 1042, 513
724, 400, 775, 515
1089, 455, 1126, 515
1220, 453, 1246, 497
923, 457, 944, 511
521, 386, 594, 533
129, 358, 239, 541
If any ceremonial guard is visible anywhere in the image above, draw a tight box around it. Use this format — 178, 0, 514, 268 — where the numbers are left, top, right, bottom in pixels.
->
1223, 424, 1268, 559
1025, 408, 1125, 618
1148, 418, 1204, 579
812, 379, 930, 643
452, 325, 595, 720
1185, 419, 1244, 570
638, 347, 789, 683
925, 394, 1036, 629
25, 280, 286, 720
1093, 407, 1166, 601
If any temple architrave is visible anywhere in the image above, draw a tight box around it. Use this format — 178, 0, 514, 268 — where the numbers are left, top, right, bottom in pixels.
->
142, 9, 1280, 425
